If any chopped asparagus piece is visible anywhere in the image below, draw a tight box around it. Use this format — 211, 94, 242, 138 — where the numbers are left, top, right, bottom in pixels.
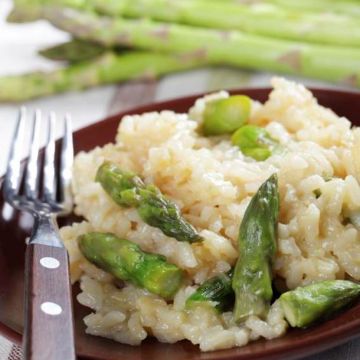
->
346, 210, 360, 230
280, 280, 360, 328
137, 185, 203, 243
232, 125, 280, 161
313, 189, 321, 198
96, 162, 202, 243
232, 174, 279, 322
95, 162, 144, 207
186, 270, 234, 312
202, 95, 251, 135
79, 232, 184, 299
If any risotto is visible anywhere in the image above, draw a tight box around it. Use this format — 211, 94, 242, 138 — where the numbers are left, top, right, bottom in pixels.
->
60, 77, 360, 351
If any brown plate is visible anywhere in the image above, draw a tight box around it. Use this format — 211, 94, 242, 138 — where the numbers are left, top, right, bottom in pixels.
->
1, 88, 360, 360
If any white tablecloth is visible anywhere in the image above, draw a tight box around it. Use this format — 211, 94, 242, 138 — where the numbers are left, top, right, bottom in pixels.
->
0, 0, 359, 358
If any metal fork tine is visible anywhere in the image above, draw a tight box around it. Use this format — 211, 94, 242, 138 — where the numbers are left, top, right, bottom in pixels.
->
43, 112, 57, 203
24, 110, 41, 200
3, 107, 27, 202
59, 114, 73, 211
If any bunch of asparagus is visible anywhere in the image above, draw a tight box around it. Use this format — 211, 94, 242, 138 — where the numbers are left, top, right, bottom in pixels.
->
1, 0, 360, 102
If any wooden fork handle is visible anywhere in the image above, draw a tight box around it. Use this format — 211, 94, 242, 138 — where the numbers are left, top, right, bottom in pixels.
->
24, 242, 76, 360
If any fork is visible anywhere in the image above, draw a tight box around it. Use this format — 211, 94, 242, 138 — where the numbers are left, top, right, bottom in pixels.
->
3, 108, 76, 360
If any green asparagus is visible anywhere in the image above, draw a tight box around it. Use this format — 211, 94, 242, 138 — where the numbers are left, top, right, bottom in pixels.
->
96, 162, 202, 243
79, 232, 183, 299
215, 0, 360, 18
258, 0, 360, 18
17, 0, 360, 48
39, 39, 107, 62
6, 0, 42, 23
232, 174, 279, 322
38, 7, 360, 88
186, 270, 234, 312
0, 51, 207, 102
136, 185, 203, 243
342, 208, 360, 230
202, 95, 251, 136
92, 0, 360, 48
280, 280, 360, 328
231, 125, 280, 161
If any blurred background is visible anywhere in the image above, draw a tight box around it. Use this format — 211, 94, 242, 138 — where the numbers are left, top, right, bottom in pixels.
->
0, 0, 360, 358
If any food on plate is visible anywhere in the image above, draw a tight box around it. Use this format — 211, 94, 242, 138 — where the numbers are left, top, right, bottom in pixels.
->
185, 269, 234, 312
60, 77, 360, 351
280, 280, 360, 328
96, 161, 202, 243
79, 232, 184, 299
231, 125, 280, 160
202, 95, 251, 135
232, 174, 279, 322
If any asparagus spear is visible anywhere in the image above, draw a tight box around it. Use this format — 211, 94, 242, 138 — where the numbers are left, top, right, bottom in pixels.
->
96, 162, 202, 243
79, 232, 183, 299
39, 7, 360, 88
280, 280, 360, 328
6, 0, 42, 23
20, 0, 360, 48
88, 0, 360, 48
202, 95, 251, 136
186, 270, 234, 312
231, 125, 280, 161
259, 0, 360, 18
0, 51, 207, 102
215, 0, 360, 17
232, 174, 279, 323
136, 185, 203, 243
39, 39, 107, 62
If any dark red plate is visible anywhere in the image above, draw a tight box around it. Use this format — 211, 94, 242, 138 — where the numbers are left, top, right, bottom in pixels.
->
1, 88, 360, 360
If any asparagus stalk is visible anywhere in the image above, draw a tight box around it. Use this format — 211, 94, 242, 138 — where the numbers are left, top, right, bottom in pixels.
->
96, 162, 203, 243
214, 0, 360, 17
232, 174, 279, 322
231, 125, 280, 161
79, 232, 184, 299
186, 270, 234, 312
17, 0, 360, 48
202, 95, 251, 136
89, 0, 360, 48
280, 280, 360, 328
6, 1, 42, 23
136, 185, 203, 243
0, 51, 207, 102
260, 0, 360, 18
39, 39, 107, 62
40, 7, 360, 88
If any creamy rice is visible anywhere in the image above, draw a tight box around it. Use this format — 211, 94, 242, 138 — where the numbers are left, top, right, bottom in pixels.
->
60, 77, 360, 351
